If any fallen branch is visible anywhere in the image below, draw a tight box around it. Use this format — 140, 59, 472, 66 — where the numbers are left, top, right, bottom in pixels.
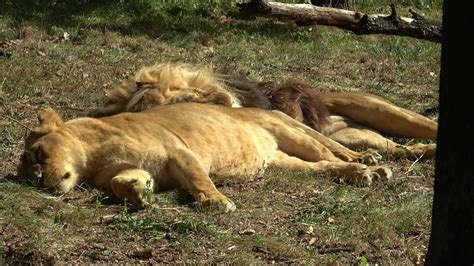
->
237, 0, 442, 43
317, 246, 354, 254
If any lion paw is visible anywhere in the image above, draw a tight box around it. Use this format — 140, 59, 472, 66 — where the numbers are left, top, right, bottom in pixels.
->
121, 192, 155, 209
353, 168, 374, 186
369, 166, 392, 183
198, 196, 236, 213
357, 150, 382, 166
340, 164, 392, 187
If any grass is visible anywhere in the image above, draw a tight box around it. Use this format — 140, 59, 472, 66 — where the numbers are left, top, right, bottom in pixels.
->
0, 0, 440, 264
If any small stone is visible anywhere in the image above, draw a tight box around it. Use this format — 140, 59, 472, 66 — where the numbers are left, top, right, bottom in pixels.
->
132, 248, 153, 259
239, 229, 256, 235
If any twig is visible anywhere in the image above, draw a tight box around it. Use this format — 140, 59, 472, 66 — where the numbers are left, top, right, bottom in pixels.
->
0, 114, 32, 131
387, 3, 399, 22
55, 105, 86, 112
0, 220, 11, 236
0, 77, 6, 89
402, 152, 424, 177
318, 246, 354, 254
385, 139, 394, 161
154, 207, 185, 212
74, 183, 91, 192
409, 8, 426, 20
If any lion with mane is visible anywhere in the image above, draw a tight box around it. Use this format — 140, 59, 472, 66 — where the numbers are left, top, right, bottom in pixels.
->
90, 63, 437, 160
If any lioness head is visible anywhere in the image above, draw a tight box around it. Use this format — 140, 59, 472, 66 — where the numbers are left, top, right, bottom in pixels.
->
18, 108, 86, 193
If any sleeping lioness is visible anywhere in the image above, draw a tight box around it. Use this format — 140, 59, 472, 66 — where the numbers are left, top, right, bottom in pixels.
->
18, 103, 391, 212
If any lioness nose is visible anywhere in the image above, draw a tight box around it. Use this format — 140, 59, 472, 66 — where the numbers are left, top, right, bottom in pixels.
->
63, 172, 71, 179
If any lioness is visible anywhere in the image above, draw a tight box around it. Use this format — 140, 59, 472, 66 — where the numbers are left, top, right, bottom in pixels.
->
19, 104, 391, 212
90, 63, 437, 160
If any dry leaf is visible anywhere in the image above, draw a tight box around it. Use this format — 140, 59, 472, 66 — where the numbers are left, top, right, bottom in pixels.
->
240, 229, 256, 235
309, 237, 318, 245
63, 32, 70, 42
78, 28, 88, 38
100, 214, 119, 224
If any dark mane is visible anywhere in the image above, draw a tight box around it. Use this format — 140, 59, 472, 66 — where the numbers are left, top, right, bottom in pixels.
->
265, 81, 329, 133
217, 75, 272, 109
218, 75, 329, 133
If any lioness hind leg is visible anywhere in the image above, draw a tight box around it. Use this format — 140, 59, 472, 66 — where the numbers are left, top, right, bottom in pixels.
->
269, 151, 392, 186
168, 149, 236, 213
262, 111, 382, 165
329, 127, 436, 159
110, 169, 154, 207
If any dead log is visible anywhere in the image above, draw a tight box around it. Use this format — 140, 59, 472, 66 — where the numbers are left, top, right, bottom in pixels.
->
237, 0, 442, 43
311, 0, 357, 10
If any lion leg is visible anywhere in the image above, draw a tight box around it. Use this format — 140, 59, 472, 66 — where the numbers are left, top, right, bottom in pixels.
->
269, 151, 392, 186
324, 92, 437, 140
270, 126, 342, 162
168, 149, 236, 212
110, 169, 154, 207
329, 127, 436, 159
266, 111, 382, 165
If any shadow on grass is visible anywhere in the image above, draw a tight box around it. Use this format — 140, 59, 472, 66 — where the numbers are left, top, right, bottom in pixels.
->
0, 0, 314, 43
0, 0, 120, 26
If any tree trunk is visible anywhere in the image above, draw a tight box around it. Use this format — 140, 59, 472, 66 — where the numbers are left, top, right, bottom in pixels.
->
311, 0, 356, 10
425, 0, 474, 264
237, 1, 442, 43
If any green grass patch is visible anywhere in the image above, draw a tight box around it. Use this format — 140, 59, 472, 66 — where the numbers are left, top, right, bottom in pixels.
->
0, 0, 440, 263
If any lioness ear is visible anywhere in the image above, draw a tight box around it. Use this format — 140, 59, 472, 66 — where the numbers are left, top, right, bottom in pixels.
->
35, 107, 64, 133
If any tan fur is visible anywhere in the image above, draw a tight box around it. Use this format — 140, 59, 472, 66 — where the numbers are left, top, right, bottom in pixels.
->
90, 63, 241, 117
19, 104, 391, 212
90, 63, 437, 160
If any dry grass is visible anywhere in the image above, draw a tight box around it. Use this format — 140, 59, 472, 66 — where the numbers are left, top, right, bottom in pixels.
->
0, 1, 440, 264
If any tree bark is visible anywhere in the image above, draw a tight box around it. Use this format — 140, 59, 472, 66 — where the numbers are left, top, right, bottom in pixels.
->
425, 0, 474, 265
237, 0, 442, 43
311, 0, 357, 10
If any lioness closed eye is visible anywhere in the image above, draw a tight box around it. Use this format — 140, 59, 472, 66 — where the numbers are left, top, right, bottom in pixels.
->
18, 103, 391, 212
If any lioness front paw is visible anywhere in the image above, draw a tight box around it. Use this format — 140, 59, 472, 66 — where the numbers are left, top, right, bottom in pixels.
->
369, 166, 392, 183
354, 166, 392, 186
197, 195, 236, 213
132, 193, 156, 209
338, 164, 392, 187
357, 149, 382, 166
353, 167, 374, 187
